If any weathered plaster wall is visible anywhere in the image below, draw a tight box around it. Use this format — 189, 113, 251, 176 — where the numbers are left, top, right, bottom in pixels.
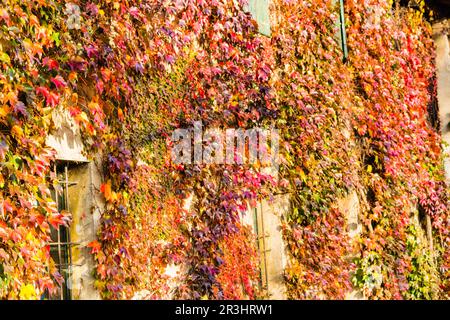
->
259, 195, 289, 299
434, 20, 450, 182
67, 162, 102, 300
241, 194, 288, 300
45, 107, 88, 163
338, 190, 365, 300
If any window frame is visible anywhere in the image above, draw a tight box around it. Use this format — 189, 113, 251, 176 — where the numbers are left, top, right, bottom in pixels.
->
253, 203, 271, 295
46, 162, 78, 300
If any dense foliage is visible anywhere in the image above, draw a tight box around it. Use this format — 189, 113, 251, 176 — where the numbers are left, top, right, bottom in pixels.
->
271, 0, 449, 299
346, 0, 449, 299
0, 0, 448, 300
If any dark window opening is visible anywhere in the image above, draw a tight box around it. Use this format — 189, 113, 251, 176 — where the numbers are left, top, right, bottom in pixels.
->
44, 162, 78, 300
398, 0, 450, 20
427, 74, 441, 131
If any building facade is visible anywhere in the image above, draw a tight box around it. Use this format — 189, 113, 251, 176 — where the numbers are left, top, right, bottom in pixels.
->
1, 0, 448, 300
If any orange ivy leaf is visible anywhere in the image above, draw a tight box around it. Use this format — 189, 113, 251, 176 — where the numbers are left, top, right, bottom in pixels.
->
100, 180, 116, 202
87, 240, 102, 254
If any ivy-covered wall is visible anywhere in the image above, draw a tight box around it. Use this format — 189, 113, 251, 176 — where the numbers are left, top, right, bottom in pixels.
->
0, 0, 448, 300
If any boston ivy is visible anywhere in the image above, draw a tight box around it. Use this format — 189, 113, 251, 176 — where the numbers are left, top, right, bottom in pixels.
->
0, 0, 448, 300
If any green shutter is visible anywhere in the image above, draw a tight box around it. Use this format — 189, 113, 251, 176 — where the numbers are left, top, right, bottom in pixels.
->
247, 0, 271, 37
338, 0, 348, 61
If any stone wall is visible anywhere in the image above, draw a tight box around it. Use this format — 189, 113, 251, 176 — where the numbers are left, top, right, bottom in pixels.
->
434, 20, 450, 182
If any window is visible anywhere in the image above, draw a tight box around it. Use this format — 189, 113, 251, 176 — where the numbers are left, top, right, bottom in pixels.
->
244, 197, 288, 299
247, 0, 271, 37
249, 198, 287, 299
253, 203, 270, 294
46, 162, 77, 300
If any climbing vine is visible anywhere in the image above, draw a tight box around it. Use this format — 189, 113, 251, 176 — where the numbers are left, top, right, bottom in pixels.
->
346, 0, 449, 299
268, 0, 449, 299
0, 0, 273, 299
0, 0, 448, 300
270, 0, 356, 299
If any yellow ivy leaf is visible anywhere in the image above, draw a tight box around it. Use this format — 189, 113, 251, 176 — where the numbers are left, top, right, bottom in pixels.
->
0, 105, 10, 119
25, 232, 34, 242
11, 125, 23, 138
19, 284, 36, 300
78, 111, 89, 124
